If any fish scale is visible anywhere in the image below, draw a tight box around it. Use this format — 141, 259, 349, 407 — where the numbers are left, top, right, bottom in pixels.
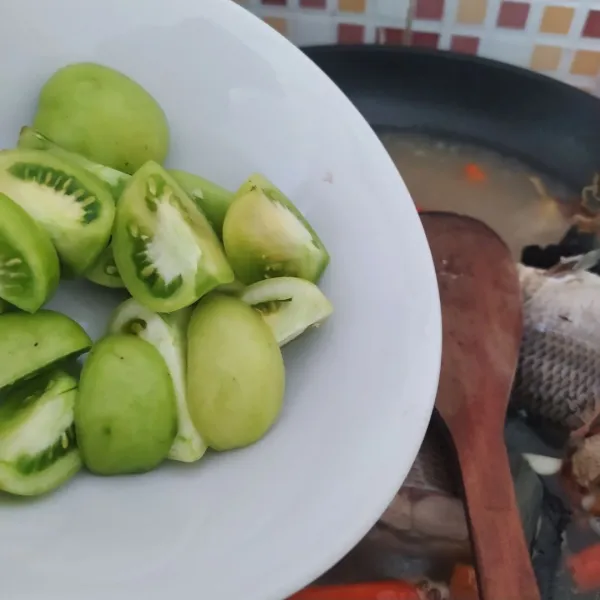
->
512, 265, 600, 433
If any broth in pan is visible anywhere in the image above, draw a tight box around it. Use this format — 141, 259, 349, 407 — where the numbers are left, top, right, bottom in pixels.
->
380, 132, 576, 259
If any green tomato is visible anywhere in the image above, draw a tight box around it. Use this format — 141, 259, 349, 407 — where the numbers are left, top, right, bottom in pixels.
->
33, 63, 170, 175
187, 294, 285, 451
0, 370, 81, 496
0, 149, 115, 274
0, 192, 59, 312
112, 161, 234, 313
241, 277, 333, 346
75, 334, 177, 475
84, 245, 124, 289
108, 298, 206, 463
18, 126, 130, 200
18, 128, 129, 288
168, 169, 234, 237
222, 174, 330, 284
0, 310, 91, 391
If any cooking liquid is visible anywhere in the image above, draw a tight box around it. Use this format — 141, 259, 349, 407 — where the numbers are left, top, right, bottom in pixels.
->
379, 132, 577, 259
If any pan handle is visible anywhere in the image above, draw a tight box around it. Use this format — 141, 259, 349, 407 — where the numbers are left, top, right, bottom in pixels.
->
454, 426, 541, 600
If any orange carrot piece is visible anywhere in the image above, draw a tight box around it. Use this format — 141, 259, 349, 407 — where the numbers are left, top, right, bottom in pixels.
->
568, 543, 600, 592
449, 564, 479, 600
463, 163, 487, 183
289, 582, 422, 600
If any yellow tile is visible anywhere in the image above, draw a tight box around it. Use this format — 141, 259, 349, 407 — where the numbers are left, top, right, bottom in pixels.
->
530, 45, 562, 71
571, 50, 600, 76
263, 16, 287, 36
456, 0, 486, 25
539, 6, 574, 35
338, 0, 366, 12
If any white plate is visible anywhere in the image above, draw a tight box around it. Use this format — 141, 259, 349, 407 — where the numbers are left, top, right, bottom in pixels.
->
0, 1, 441, 599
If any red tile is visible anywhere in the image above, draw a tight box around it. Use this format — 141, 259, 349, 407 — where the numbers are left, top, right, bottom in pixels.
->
337, 23, 365, 44
300, 0, 326, 7
451, 35, 480, 54
262, 0, 286, 4
377, 27, 405, 44
497, 1, 530, 29
411, 31, 440, 48
416, 0, 445, 20
582, 10, 600, 38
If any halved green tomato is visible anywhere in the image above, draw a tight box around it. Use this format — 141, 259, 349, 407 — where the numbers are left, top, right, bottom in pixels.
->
0, 370, 81, 496
187, 294, 285, 451
169, 169, 234, 237
0, 192, 59, 312
223, 174, 330, 284
75, 334, 177, 475
112, 161, 234, 313
108, 298, 206, 463
85, 245, 124, 288
17, 132, 128, 288
0, 310, 91, 391
241, 277, 333, 346
0, 149, 116, 273
18, 127, 130, 200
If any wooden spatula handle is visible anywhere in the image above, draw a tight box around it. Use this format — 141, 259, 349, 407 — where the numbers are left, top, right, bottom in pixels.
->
453, 425, 540, 600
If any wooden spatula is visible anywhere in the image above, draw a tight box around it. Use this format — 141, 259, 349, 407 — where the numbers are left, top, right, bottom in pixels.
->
420, 212, 540, 600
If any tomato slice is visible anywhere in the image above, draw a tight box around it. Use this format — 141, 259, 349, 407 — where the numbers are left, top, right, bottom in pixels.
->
0, 370, 81, 496
0, 149, 115, 274
0, 192, 59, 312
113, 161, 234, 313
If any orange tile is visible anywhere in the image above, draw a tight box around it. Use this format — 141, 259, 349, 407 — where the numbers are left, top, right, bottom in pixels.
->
456, 0, 486, 25
338, 0, 366, 12
263, 16, 288, 35
571, 50, 600, 76
539, 5, 574, 34
530, 45, 562, 71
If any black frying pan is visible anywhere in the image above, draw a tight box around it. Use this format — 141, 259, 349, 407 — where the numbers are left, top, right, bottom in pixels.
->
303, 46, 600, 193
301, 45, 596, 599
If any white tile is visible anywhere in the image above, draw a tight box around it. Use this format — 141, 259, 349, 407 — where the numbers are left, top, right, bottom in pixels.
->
372, 0, 409, 20
290, 14, 337, 45
478, 35, 533, 67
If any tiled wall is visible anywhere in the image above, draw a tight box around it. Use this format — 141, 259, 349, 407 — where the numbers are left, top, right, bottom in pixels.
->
235, 0, 600, 93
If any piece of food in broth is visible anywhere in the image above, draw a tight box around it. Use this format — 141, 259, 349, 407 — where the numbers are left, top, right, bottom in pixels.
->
0, 310, 91, 391
75, 334, 177, 475
112, 161, 234, 313
187, 294, 285, 451
223, 174, 330, 284
108, 298, 206, 463
169, 169, 234, 237
0, 192, 59, 312
0, 149, 115, 274
33, 63, 170, 174
241, 277, 333, 346
0, 370, 81, 496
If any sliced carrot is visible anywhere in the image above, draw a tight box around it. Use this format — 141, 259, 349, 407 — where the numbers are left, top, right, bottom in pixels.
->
449, 564, 479, 600
288, 582, 422, 600
567, 543, 600, 592
463, 163, 487, 183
